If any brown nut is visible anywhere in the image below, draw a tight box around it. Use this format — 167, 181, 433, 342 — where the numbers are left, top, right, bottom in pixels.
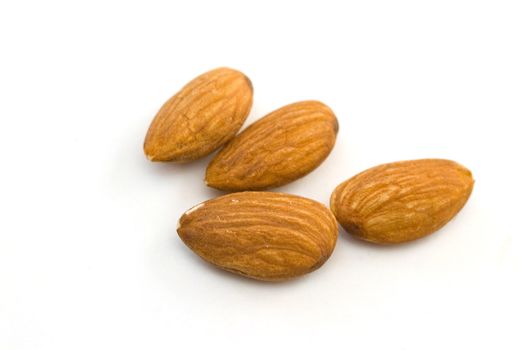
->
206, 101, 338, 191
144, 67, 253, 162
330, 159, 474, 244
177, 191, 338, 281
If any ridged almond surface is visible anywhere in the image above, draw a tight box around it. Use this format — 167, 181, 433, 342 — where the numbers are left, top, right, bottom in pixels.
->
330, 159, 474, 244
144, 67, 253, 162
177, 192, 338, 281
206, 101, 338, 191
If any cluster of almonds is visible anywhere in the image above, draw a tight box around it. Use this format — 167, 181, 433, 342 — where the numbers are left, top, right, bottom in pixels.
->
144, 67, 474, 281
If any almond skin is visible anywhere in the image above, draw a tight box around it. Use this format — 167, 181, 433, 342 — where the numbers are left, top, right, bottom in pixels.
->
205, 101, 338, 191
330, 159, 474, 244
144, 67, 253, 162
177, 192, 338, 281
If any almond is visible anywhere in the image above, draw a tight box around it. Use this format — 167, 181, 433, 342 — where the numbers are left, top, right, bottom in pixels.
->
330, 159, 474, 244
177, 191, 338, 281
144, 67, 253, 162
205, 101, 338, 191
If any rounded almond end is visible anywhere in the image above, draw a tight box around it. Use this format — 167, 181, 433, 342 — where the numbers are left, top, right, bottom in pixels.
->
329, 191, 337, 218
332, 115, 339, 134
329, 181, 346, 219
244, 75, 253, 93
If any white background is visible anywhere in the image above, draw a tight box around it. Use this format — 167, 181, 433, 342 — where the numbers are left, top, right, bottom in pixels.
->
1, 1, 525, 349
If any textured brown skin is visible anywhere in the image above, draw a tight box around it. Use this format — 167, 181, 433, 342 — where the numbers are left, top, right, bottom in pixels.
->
177, 192, 338, 281
205, 101, 338, 191
144, 67, 253, 162
330, 159, 474, 244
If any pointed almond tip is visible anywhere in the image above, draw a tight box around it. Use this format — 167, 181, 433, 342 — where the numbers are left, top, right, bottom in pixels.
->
145, 150, 158, 162
204, 175, 223, 190
143, 141, 155, 161
144, 143, 162, 162
204, 177, 218, 189
204, 168, 215, 188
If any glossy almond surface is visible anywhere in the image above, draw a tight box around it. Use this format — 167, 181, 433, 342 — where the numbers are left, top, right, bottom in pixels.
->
177, 191, 338, 281
330, 159, 474, 244
206, 101, 338, 191
144, 67, 253, 162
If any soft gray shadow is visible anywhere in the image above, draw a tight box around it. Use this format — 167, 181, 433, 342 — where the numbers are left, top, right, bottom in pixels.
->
144, 151, 214, 178
143, 150, 228, 200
